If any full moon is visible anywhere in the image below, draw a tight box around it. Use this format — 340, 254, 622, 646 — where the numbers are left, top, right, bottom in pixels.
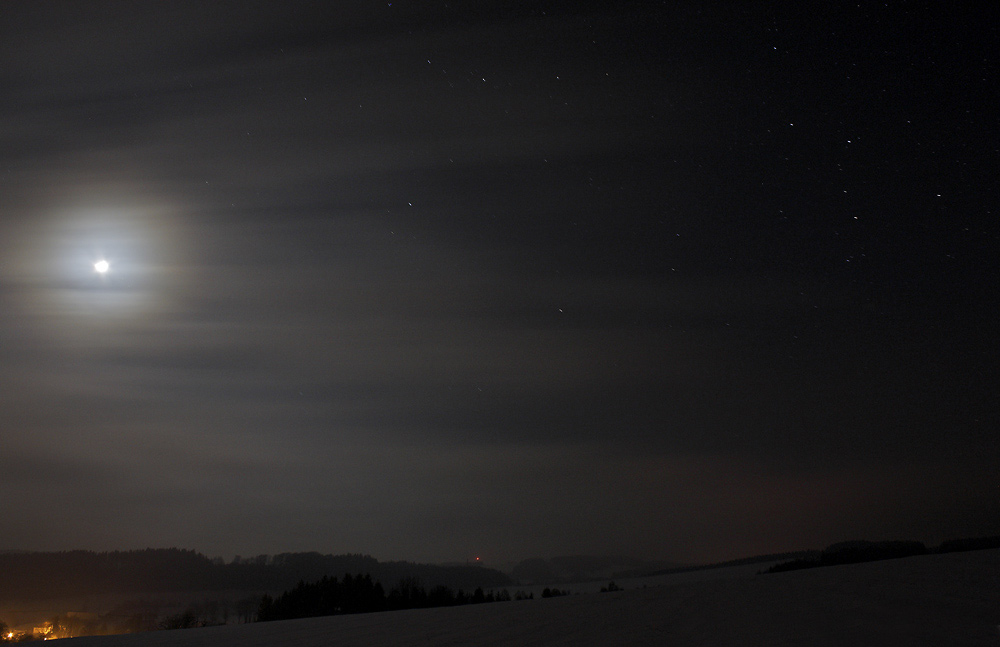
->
94, 259, 110, 274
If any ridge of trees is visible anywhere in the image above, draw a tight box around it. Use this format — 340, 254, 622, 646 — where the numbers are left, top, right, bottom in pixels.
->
256, 573, 530, 622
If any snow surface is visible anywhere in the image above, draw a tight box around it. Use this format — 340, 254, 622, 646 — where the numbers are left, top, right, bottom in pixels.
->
59, 549, 1000, 646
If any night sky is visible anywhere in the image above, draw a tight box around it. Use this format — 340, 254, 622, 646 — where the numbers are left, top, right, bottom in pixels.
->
1, 2, 997, 565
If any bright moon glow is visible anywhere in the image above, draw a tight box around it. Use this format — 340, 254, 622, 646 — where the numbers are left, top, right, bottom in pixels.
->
94, 259, 110, 274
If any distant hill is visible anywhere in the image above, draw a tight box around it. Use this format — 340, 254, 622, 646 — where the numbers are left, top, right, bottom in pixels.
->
509, 555, 680, 584
767, 535, 1000, 573
0, 549, 511, 602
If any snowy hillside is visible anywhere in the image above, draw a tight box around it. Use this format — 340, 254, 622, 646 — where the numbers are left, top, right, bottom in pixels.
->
59, 549, 1000, 646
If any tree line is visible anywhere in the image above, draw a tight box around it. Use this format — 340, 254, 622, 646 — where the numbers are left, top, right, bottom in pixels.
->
256, 573, 536, 622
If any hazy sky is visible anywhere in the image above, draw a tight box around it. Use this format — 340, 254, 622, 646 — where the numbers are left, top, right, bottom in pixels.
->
1, 1, 997, 565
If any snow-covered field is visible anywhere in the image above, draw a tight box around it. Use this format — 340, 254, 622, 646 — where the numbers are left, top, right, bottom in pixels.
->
60, 549, 1000, 646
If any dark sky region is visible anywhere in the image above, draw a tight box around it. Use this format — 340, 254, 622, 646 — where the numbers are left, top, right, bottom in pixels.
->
0, 1, 997, 566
